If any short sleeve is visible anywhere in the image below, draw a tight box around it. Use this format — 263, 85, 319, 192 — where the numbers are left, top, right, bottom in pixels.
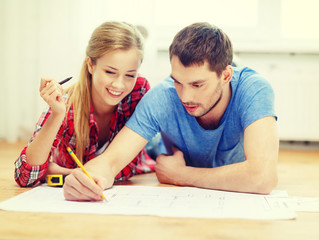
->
125, 79, 173, 141
236, 72, 277, 130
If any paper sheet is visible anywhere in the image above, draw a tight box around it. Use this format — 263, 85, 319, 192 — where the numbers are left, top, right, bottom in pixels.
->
283, 196, 319, 212
0, 185, 296, 220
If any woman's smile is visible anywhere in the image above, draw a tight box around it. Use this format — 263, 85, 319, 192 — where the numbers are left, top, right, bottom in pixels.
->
107, 88, 123, 97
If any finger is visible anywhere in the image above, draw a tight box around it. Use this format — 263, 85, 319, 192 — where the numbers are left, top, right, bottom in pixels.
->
40, 81, 55, 98
40, 88, 57, 104
63, 175, 91, 201
74, 169, 104, 195
64, 183, 100, 201
41, 84, 63, 103
155, 153, 166, 163
48, 89, 63, 105
74, 170, 104, 197
63, 175, 102, 201
48, 80, 63, 93
64, 170, 103, 201
48, 82, 64, 100
40, 77, 53, 91
63, 186, 95, 202
41, 79, 62, 94
171, 145, 181, 154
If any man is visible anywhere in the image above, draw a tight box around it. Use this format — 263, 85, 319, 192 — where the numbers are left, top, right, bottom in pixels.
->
63, 22, 278, 201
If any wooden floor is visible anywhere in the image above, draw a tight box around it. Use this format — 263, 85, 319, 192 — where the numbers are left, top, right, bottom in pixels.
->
1, 140, 319, 240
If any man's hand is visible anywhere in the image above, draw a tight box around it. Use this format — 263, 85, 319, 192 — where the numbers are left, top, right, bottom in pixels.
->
155, 146, 187, 185
63, 168, 113, 202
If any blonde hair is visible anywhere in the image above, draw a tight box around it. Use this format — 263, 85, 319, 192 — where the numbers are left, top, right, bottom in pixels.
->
65, 21, 144, 162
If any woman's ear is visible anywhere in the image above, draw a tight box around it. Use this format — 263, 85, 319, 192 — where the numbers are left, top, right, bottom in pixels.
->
222, 65, 233, 84
86, 57, 94, 74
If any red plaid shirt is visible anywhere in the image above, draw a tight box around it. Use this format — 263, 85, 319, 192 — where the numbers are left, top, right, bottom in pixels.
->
15, 76, 155, 187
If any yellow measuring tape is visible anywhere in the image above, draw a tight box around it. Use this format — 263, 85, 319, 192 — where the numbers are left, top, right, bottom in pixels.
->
47, 174, 67, 187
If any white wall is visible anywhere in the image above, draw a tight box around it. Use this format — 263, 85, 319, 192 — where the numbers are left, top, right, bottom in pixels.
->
1, 0, 318, 142
237, 53, 319, 141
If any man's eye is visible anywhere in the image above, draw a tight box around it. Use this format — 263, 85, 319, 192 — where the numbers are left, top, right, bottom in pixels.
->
193, 84, 202, 88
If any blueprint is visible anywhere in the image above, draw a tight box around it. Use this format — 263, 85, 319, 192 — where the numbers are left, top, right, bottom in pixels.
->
0, 185, 296, 220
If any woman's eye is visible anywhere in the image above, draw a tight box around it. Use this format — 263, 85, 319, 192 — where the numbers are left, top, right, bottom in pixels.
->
106, 71, 115, 74
126, 74, 135, 78
193, 84, 202, 88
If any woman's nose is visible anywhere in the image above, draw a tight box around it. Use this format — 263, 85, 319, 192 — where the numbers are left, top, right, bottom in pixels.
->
111, 76, 125, 89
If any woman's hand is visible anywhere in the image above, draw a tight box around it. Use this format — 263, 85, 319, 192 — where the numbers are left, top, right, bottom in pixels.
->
40, 78, 66, 116
25, 78, 67, 167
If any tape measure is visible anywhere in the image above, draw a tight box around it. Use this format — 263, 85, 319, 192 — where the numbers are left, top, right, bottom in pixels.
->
47, 174, 67, 187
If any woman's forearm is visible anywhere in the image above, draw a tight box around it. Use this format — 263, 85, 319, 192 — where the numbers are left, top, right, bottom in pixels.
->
26, 113, 64, 166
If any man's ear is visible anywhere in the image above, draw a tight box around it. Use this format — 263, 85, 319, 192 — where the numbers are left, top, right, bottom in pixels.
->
222, 65, 233, 84
86, 57, 94, 74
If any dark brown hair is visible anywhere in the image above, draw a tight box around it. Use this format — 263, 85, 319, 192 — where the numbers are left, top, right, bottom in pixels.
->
169, 22, 233, 77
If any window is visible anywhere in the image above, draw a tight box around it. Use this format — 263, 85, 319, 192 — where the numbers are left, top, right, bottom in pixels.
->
281, 0, 319, 39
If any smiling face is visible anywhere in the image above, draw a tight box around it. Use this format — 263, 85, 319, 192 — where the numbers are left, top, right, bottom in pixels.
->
88, 48, 141, 113
171, 55, 225, 118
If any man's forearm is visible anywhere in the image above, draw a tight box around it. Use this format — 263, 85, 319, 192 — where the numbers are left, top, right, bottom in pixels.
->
84, 153, 117, 180
173, 159, 277, 194
84, 126, 149, 184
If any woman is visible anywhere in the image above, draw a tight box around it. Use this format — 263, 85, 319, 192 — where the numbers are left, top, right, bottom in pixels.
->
15, 21, 155, 187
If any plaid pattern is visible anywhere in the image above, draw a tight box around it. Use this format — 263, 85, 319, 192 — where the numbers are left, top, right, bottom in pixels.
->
15, 76, 155, 187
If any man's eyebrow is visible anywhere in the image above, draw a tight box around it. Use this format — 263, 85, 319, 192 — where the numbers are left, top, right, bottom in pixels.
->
190, 80, 206, 85
170, 75, 180, 83
170, 75, 206, 85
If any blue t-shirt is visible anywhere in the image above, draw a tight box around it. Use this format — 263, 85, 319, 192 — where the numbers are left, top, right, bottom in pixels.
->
126, 67, 276, 168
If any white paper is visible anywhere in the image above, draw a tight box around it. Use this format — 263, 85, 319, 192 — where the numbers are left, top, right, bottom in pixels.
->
0, 185, 296, 220
283, 196, 319, 212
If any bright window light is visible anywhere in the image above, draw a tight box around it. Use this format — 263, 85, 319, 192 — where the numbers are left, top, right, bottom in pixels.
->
281, 0, 319, 39
154, 0, 258, 27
